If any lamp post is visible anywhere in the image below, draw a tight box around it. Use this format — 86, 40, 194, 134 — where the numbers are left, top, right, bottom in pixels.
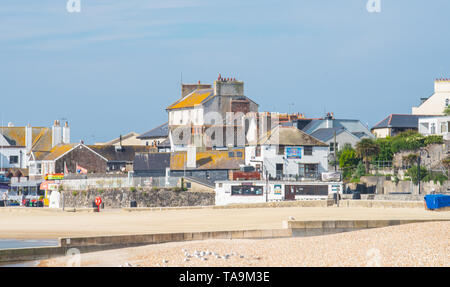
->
250, 159, 268, 202
417, 148, 430, 195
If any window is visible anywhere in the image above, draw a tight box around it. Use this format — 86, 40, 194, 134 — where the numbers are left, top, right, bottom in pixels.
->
298, 164, 319, 178
278, 146, 285, 155
286, 185, 329, 196
255, 146, 261, 157
228, 152, 235, 157
304, 146, 313, 156
441, 122, 447, 134
236, 151, 243, 158
231, 185, 263, 196
9, 156, 18, 164
431, 123, 436, 134
329, 143, 338, 152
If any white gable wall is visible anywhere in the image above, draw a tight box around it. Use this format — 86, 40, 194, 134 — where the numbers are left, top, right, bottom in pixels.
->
245, 145, 329, 178
321, 130, 361, 150
412, 80, 450, 115
0, 147, 27, 169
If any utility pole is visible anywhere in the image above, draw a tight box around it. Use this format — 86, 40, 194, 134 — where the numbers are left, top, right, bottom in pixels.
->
333, 130, 339, 207
334, 131, 337, 171
417, 155, 421, 195
265, 169, 269, 203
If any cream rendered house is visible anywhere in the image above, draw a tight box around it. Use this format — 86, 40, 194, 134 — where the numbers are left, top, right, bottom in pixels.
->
412, 79, 450, 115
418, 116, 450, 140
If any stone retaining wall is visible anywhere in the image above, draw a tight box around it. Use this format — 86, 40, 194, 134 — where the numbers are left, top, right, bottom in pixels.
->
62, 188, 215, 209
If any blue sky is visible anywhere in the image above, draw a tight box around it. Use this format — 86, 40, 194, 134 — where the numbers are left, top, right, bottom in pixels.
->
1, 0, 450, 143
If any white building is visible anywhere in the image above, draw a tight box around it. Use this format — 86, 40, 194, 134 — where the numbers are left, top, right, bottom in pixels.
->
245, 126, 329, 180
418, 116, 450, 140
166, 76, 258, 151
215, 180, 342, 205
412, 79, 450, 115
0, 120, 70, 176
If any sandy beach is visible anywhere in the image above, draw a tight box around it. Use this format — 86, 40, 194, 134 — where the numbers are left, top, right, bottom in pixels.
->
38, 221, 450, 267
1, 206, 450, 239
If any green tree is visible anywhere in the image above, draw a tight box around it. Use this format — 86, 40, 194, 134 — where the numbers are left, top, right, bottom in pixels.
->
374, 138, 394, 161
355, 138, 380, 174
355, 161, 366, 178
405, 165, 428, 185
339, 148, 358, 179
390, 131, 424, 153
443, 106, 450, 116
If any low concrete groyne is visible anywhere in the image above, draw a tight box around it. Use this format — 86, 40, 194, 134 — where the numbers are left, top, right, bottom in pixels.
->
284, 219, 450, 237
0, 228, 292, 263
339, 200, 424, 209
2, 218, 449, 264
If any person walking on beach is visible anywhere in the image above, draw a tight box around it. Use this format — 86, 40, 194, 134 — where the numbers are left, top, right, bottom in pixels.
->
1, 191, 7, 207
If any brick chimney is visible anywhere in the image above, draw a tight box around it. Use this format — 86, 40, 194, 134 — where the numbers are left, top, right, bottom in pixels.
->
434, 78, 450, 93
181, 81, 212, 98
214, 77, 244, 97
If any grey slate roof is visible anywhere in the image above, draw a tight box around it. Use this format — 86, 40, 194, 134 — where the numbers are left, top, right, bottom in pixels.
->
309, 127, 346, 142
88, 145, 155, 163
133, 152, 171, 172
157, 138, 171, 148
371, 114, 436, 130
137, 122, 169, 139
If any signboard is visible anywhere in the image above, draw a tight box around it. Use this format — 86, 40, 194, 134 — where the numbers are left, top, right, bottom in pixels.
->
45, 173, 64, 180
322, 172, 341, 182
274, 184, 282, 195
48, 184, 59, 191
40, 181, 55, 190
286, 147, 302, 159
331, 184, 341, 193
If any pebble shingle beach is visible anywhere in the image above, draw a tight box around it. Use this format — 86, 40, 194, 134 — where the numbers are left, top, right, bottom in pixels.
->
38, 221, 450, 267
